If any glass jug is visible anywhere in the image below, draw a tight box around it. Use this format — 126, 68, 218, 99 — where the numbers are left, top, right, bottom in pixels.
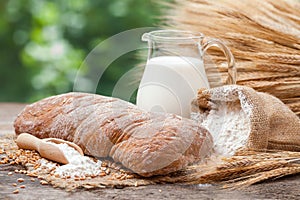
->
136, 30, 236, 118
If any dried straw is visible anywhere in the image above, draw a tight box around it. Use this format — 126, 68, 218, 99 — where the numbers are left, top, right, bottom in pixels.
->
151, 150, 300, 189
223, 166, 300, 189
164, 0, 300, 117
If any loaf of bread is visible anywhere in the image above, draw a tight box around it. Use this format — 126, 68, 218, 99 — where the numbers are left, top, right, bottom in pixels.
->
14, 92, 213, 177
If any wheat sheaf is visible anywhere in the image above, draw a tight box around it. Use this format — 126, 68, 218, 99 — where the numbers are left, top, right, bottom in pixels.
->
164, 0, 300, 117
151, 150, 300, 189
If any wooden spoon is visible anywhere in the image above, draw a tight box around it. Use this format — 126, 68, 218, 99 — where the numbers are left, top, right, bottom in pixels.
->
43, 138, 84, 155
15, 133, 84, 164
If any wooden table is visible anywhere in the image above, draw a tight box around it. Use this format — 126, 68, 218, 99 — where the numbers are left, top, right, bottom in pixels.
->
1, 103, 300, 200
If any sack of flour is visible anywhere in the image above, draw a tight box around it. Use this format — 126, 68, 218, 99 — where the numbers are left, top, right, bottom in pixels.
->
191, 85, 300, 156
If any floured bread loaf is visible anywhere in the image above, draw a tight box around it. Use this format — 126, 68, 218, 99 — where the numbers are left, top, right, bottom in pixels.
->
14, 92, 213, 177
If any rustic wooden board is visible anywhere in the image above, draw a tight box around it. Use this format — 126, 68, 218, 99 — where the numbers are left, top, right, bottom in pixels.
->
1, 103, 300, 199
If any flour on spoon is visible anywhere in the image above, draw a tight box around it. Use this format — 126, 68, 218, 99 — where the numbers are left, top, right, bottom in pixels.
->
37, 142, 103, 179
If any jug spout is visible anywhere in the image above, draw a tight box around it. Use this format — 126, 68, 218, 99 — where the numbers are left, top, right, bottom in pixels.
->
141, 33, 150, 42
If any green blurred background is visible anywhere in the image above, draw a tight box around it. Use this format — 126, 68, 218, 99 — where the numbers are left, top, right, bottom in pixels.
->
0, 0, 165, 102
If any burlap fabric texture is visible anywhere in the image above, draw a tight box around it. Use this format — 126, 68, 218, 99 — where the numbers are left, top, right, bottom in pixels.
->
192, 85, 300, 152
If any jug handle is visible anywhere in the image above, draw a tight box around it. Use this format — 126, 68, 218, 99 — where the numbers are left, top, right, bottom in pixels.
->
201, 38, 237, 85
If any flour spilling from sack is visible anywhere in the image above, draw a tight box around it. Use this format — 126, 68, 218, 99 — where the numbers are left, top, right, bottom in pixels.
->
191, 102, 251, 156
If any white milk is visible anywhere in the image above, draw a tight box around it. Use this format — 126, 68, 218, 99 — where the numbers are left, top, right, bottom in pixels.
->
137, 56, 210, 118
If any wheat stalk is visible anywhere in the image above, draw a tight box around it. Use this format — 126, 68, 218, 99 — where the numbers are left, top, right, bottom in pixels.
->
224, 166, 300, 189
216, 159, 256, 170
151, 150, 300, 188
189, 160, 290, 184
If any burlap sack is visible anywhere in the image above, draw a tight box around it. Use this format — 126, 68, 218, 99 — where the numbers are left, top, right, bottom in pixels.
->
191, 85, 300, 154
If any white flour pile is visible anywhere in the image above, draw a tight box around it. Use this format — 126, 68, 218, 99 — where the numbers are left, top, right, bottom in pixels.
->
52, 142, 103, 178
192, 102, 251, 156
35, 142, 103, 179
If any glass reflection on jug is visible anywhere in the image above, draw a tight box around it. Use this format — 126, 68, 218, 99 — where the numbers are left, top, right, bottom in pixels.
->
137, 30, 236, 118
